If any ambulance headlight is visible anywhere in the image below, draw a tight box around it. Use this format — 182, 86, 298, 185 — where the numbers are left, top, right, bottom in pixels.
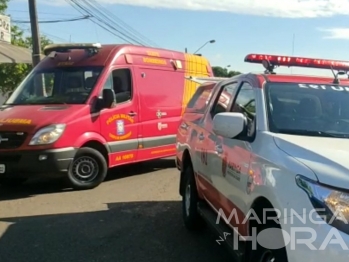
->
29, 124, 66, 145
296, 175, 349, 234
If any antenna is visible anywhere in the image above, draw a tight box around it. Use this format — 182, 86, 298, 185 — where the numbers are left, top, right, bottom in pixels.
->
291, 33, 295, 74
330, 66, 346, 84
292, 33, 295, 56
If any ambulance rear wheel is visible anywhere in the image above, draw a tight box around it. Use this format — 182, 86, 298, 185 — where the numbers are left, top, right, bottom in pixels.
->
67, 147, 108, 190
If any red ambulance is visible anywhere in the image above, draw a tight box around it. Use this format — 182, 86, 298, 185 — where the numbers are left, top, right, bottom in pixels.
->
0, 43, 213, 189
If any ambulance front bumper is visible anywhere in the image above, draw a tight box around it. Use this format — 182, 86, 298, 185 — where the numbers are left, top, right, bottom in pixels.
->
0, 147, 77, 177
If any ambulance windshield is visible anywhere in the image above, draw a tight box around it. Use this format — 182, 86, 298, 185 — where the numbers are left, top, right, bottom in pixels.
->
266, 82, 349, 137
5, 66, 103, 105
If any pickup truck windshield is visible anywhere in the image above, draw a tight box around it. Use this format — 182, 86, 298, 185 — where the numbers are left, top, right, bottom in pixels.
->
5, 66, 103, 105
265, 82, 349, 137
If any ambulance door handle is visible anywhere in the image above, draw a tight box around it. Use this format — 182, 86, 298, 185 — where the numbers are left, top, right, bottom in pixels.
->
128, 111, 137, 116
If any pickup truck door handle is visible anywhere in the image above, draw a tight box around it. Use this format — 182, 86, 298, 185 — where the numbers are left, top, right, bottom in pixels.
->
198, 133, 205, 140
128, 111, 137, 116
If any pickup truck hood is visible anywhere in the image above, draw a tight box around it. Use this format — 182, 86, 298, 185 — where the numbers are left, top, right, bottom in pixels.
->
273, 134, 349, 189
0, 104, 88, 134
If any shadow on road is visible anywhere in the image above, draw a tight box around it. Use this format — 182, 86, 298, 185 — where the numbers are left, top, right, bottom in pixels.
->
0, 201, 232, 262
0, 158, 176, 201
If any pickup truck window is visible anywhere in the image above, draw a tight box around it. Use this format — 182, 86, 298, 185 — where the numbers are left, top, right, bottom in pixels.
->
266, 82, 349, 137
186, 84, 214, 113
231, 82, 256, 137
210, 82, 238, 118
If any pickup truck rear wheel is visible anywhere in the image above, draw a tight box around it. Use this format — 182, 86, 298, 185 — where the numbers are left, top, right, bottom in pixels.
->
182, 165, 205, 231
67, 147, 107, 190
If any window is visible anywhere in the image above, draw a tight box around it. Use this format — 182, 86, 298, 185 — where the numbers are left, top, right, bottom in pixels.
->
231, 83, 256, 136
266, 82, 349, 137
210, 82, 238, 118
186, 83, 214, 113
5, 66, 103, 105
102, 68, 132, 104
28, 72, 54, 97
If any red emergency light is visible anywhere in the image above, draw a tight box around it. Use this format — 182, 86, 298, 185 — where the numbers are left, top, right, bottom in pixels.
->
244, 54, 349, 71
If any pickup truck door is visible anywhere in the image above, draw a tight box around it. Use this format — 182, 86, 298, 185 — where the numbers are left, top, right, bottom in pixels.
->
216, 82, 256, 236
196, 81, 240, 207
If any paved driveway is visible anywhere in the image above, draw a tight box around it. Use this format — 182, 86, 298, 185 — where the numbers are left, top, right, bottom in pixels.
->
0, 158, 232, 262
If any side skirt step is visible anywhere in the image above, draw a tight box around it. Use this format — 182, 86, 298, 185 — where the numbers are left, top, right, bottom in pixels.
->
197, 201, 246, 262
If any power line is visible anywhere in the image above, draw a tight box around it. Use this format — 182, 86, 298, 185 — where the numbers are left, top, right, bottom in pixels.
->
13, 15, 91, 24
41, 32, 69, 42
66, 0, 156, 47
19, 25, 70, 42
8, 9, 78, 16
25, 29, 69, 42
72, 0, 146, 45
88, 0, 158, 47
65, 0, 133, 44
67, 0, 141, 45
80, 0, 148, 46
10, 3, 158, 47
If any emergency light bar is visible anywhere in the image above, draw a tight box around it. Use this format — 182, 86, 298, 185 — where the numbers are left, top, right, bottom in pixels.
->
43, 43, 102, 56
244, 53, 349, 72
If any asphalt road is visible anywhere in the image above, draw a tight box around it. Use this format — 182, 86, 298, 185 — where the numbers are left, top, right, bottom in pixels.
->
0, 158, 232, 262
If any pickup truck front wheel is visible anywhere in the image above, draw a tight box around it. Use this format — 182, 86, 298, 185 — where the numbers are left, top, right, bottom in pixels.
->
249, 223, 288, 262
182, 165, 205, 231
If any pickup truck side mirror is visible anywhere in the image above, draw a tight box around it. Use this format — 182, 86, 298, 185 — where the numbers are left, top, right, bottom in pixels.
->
213, 112, 247, 138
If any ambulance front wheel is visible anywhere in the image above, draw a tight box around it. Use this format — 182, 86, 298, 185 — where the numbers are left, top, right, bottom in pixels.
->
67, 147, 108, 190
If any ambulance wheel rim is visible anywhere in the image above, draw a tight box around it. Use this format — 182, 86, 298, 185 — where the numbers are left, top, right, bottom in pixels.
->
71, 156, 99, 182
185, 184, 191, 216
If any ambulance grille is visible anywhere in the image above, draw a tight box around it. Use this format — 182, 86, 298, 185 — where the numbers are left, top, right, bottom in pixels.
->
0, 131, 27, 149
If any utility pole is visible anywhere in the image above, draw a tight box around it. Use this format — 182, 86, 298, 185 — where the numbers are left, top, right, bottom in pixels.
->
28, 0, 41, 66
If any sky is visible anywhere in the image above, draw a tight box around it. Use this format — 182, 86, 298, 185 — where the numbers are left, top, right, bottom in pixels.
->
6, 0, 349, 77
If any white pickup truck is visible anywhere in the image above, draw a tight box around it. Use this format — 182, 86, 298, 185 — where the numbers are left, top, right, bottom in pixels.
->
175, 53, 349, 262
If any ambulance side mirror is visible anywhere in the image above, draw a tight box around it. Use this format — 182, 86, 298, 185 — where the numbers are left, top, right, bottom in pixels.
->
212, 112, 247, 138
100, 89, 115, 109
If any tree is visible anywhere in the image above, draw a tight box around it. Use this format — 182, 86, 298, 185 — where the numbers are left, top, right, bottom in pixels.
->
212, 66, 241, 77
0, 1, 53, 95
